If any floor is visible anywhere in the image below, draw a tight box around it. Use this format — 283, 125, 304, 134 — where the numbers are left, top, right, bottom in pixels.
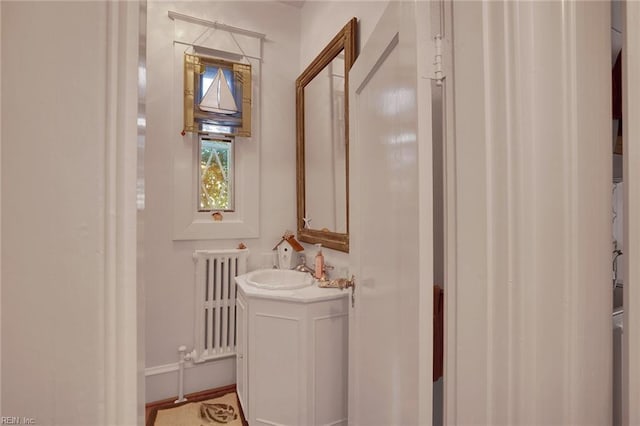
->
145, 384, 247, 426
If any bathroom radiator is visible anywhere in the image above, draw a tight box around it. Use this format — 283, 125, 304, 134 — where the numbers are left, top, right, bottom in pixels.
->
193, 249, 248, 363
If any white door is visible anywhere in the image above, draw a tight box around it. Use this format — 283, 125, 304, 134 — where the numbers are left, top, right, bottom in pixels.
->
348, 2, 434, 424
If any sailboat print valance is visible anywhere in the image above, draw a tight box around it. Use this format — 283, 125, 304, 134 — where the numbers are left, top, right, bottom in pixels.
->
184, 53, 252, 136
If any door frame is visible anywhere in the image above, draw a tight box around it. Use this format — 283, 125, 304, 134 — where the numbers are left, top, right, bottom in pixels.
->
104, 1, 143, 423
444, 1, 613, 424
623, 1, 640, 424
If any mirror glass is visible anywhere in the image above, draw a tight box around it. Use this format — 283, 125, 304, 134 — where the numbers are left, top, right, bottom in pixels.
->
304, 53, 347, 233
296, 18, 356, 252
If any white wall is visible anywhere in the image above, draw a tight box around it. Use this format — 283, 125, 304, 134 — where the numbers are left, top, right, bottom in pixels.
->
145, 0, 301, 402
299, 1, 388, 71
1, 1, 140, 424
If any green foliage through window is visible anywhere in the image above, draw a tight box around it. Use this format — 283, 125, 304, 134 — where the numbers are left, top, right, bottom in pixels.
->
199, 137, 233, 211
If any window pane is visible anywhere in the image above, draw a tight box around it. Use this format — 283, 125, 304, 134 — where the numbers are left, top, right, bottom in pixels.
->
200, 66, 236, 102
183, 54, 252, 137
196, 63, 242, 128
199, 138, 233, 211
202, 123, 233, 135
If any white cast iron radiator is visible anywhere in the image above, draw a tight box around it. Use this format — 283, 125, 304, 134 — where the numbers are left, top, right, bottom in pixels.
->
193, 249, 248, 363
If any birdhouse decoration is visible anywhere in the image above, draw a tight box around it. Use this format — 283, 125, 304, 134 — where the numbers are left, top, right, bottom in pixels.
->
273, 231, 304, 269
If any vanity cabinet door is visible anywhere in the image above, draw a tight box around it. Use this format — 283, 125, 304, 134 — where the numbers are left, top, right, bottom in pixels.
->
236, 291, 248, 415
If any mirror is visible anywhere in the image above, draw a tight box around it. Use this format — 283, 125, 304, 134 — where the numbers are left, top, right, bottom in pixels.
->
296, 18, 357, 252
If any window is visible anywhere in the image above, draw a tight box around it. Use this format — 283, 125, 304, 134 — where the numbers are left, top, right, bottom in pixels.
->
199, 136, 234, 211
173, 44, 259, 241
184, 54, 252, 136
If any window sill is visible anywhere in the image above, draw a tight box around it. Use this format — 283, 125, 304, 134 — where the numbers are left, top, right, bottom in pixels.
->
173, 217, 259, 241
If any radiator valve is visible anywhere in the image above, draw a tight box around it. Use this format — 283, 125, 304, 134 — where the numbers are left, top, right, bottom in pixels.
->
178, 345, 196, 363
184, 349, 197, 362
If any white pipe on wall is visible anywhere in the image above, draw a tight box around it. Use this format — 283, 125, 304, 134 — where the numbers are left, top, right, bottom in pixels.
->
175, 346, 188, 403
174, 345, 196, 403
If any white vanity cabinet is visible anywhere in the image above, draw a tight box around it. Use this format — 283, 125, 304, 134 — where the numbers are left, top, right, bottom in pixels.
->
236, 290, 249, 414
235, 273, 349, 426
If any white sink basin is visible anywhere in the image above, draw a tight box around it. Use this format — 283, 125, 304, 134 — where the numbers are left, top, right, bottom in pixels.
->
245, 269, 314, 290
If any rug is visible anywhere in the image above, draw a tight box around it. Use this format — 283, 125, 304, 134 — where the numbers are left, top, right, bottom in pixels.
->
153, 392, 243, 426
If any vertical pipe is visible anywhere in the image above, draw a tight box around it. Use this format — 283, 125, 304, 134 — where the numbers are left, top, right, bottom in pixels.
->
175, 345, 187, 403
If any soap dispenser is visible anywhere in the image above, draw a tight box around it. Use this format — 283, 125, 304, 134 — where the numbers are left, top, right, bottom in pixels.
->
314, 243, 325, 280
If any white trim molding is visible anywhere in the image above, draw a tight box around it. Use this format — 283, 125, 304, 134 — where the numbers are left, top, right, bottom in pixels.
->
144, 357, 237, 403
173, 131, 260, 240
144, 355, 235, 377
0, 1, 3, 415
102, 1, 141, 424
168, 10, 267, 40
171, 20, 262, 241
447, 2, 611, 424
146, 362, 181, 377
624, 2, 640, 424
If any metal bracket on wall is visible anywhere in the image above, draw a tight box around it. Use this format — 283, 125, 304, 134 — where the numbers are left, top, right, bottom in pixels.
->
431, 34, 445, 86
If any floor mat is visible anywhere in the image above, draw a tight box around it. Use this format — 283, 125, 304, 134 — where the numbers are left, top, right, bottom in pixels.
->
153, 392, 243, 426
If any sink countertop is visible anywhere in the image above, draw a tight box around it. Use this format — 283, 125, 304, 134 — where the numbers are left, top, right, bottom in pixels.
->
236, 272, 349, 303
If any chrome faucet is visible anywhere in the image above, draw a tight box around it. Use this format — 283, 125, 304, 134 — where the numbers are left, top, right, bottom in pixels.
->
294, 254, 334, 279
294, 255, 315, 276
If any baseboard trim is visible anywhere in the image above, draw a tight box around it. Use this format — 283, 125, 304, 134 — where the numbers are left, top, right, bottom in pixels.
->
145, 383, 237, 411
145, 353, 236, 376
145, 362, 179, 377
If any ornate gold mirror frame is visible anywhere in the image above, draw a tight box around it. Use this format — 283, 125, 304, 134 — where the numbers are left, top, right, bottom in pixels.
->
296, 18, 357, 252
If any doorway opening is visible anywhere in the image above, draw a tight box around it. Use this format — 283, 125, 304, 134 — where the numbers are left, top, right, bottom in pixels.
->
611, 1, 624, 425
